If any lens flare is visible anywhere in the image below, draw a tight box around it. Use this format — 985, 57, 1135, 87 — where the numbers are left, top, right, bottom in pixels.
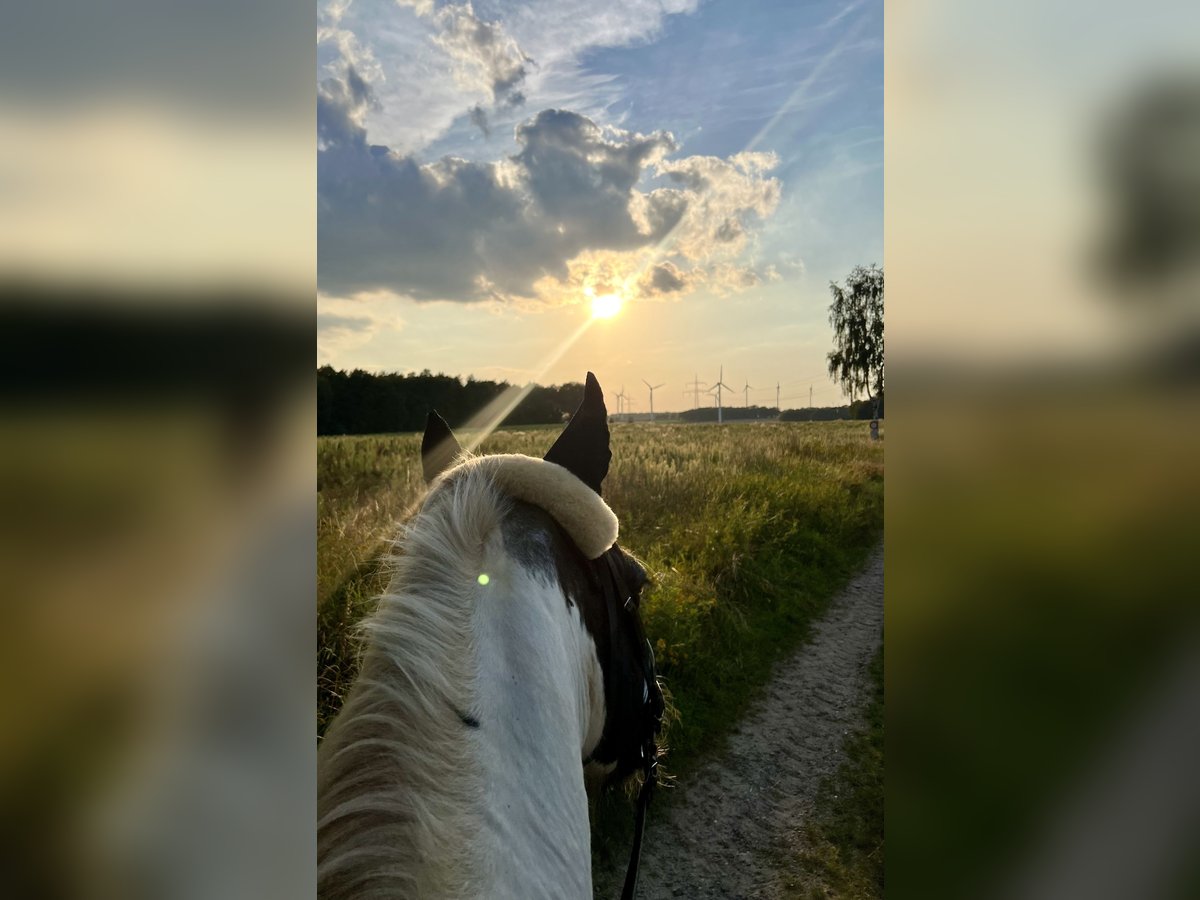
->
591, 294, 623, 319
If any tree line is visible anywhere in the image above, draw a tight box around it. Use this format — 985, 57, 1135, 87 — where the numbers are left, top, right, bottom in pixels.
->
317, 366, 587, 435
318, 366, 882, 435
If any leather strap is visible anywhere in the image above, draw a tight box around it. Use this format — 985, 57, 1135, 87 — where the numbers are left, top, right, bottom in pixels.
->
597, 547, 662, 900
620, 740, 658, 900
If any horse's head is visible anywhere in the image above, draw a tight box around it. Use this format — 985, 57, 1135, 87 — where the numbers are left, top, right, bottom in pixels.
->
421, 372, 664, 787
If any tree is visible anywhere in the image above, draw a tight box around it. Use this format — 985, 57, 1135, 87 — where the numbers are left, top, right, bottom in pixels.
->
826, 264, 884, 414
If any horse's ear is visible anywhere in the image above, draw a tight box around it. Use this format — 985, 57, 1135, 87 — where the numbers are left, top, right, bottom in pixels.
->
421, 411, 462, 483
544, 371, 611, 494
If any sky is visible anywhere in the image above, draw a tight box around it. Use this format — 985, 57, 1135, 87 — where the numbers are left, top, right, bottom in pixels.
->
317, 0, 882, 412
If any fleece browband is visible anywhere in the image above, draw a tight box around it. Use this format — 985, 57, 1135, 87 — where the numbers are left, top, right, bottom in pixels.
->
432, 453, 619, 560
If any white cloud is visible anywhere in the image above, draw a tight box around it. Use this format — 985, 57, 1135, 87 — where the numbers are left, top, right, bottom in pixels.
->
429, 3, 532, 105
323, 0, 700, 154
656, 151, 782, 261
394, 1, 533, 137
505, 0, 700, 62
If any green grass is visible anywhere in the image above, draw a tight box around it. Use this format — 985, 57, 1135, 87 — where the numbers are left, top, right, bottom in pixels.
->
317, 420, 884, 882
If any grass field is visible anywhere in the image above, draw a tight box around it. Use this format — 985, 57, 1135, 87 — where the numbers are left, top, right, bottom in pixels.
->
317, 420, 884, 884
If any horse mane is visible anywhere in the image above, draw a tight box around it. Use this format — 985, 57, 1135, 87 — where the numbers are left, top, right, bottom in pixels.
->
317, 452, 618, 899
318, 460, 504, 899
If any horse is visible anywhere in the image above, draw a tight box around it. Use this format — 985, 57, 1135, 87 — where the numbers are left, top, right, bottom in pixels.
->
317, 372, 664, 899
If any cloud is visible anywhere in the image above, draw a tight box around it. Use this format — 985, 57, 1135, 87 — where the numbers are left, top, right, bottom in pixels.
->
316, 310, 377, 364
324, 0, 700, 154
506, 0, 700, 64
699, 262, 765, 295
319, 79, 782, 306
317, 63, 379, 148
642, 261, 688, 295
317, 312, 374, 334
431, 3, 533, 106
468, 104, 491, 137
715, 219, 743, 242
397, 0, 533, 136
316, 295, 406, 365
318, 2, 384, 85
656, 152, 782, 260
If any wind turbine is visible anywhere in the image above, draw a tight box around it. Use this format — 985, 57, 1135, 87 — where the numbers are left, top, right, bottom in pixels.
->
708, 365, 733, 424
615, 386, 628, 419
742, 380, 754, 407
642, 379, 665, 421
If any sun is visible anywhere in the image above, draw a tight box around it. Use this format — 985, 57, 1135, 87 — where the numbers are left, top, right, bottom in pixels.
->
590, 293, 624, 319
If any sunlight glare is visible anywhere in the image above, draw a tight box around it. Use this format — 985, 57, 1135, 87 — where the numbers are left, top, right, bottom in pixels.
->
591, 293, 623, 319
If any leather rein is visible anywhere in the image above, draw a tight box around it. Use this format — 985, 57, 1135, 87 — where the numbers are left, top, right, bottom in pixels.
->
596, 546, 664, 900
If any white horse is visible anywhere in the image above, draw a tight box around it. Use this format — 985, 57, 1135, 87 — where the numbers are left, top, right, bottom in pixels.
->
318, 373, 663, 899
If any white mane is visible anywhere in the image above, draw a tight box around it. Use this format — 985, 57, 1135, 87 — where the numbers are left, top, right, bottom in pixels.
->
317, 454, 613, 899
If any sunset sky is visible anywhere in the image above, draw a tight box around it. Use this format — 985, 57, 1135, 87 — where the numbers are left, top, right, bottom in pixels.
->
317, 0, 882, 412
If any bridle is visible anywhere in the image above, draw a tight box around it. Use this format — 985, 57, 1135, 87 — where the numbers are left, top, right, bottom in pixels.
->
594, 544, 665, 900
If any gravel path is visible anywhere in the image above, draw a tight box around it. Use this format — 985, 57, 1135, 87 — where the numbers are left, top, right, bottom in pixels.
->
598, 545, 884, 899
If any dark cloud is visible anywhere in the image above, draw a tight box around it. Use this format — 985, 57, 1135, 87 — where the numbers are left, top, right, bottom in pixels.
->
345, 66, 374, 109
317, 64, 377, 148
513, 110, 680, 247
715, 218, 743, 242
645, 262, 688, 294
665, 168, 710, 192
468, 104, 491, 137
319, 106, 688, 301
317, 312, 373, 334
318, 53, 782, 305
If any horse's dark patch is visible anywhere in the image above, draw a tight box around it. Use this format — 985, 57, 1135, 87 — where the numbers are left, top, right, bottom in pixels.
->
587, 547, 660, 780
501, 502, 561, 580
500, 500, 656, 780
502, 500, 601, 610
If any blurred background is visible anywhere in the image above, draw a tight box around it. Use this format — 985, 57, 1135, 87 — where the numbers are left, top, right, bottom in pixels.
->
887, 2, 1199, 898
0, 0, 314, 897
3, 0, 1198, 897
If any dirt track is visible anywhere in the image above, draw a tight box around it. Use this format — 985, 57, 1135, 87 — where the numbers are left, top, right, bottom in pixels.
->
596, 545, 884, 899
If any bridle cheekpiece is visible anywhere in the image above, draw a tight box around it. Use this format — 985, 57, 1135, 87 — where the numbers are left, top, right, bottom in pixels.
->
595, 544, 665, 900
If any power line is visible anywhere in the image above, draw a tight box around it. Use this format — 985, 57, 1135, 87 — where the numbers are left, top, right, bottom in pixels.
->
683, 373, 705, 409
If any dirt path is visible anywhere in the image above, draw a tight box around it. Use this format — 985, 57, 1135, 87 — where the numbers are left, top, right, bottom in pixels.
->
598, 545, 884, 899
